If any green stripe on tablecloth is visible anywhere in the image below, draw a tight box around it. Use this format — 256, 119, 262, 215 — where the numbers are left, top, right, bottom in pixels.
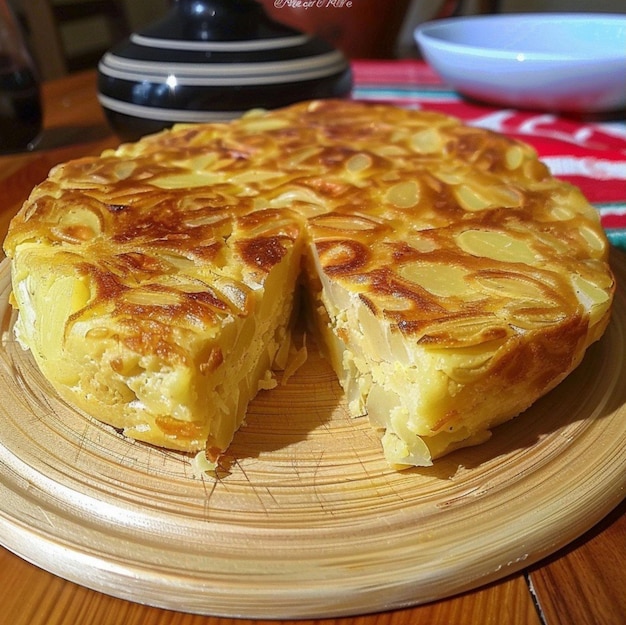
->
352, 86, 458, 101
607, 231, 626, 249
595, 202, 626, 250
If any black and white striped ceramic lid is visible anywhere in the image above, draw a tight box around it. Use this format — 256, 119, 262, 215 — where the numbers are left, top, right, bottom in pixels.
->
97, 1, 352, 138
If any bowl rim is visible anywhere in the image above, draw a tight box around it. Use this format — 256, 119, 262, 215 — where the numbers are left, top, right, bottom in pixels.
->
414, 12, 626, 63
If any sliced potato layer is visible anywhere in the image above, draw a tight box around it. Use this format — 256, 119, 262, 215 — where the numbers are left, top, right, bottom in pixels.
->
3, 100, 614, 468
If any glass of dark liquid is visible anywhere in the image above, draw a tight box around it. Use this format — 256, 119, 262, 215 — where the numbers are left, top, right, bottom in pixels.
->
0, 0, 42, 153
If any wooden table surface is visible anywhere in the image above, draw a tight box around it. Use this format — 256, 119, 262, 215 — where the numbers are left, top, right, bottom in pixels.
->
0, 70, 624, 625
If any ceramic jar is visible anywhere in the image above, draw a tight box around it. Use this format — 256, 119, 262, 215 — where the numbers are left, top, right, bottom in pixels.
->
97, 0, 352, 140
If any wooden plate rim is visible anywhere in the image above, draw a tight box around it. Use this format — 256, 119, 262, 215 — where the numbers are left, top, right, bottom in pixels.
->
0, 253, 625, 619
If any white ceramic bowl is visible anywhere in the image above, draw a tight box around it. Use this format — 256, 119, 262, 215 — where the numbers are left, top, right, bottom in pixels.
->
414, 13, 626, 113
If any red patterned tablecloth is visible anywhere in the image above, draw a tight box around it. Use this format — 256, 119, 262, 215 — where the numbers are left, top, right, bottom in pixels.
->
351, 60, 626, 249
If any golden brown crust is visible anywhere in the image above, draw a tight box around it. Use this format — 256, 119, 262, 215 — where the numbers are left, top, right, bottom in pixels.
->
3, 99, 614, 467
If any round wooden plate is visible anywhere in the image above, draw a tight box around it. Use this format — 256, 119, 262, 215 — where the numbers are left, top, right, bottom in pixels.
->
0, 253, 625, 619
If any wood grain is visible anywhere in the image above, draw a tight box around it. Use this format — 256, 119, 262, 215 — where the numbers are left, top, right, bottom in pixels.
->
0, 545, 542, 625
0, 67, 624, 625
0, 250, 625, 619
529, 499, 626, 625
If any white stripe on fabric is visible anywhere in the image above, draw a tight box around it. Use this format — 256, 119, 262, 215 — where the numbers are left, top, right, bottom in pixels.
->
542, 156, 626, 181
